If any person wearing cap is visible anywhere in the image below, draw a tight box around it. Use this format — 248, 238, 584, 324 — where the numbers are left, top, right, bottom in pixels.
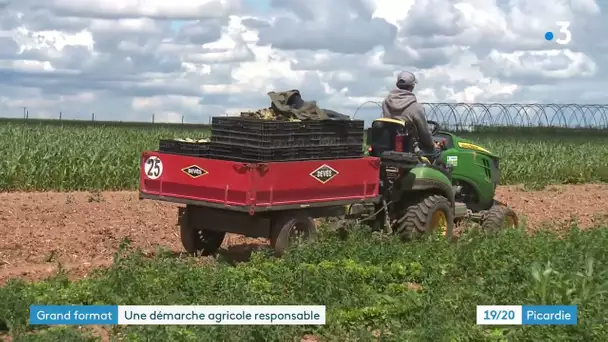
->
381, 71, 437, 154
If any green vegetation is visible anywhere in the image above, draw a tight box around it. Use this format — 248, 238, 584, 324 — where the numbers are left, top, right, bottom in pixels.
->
1, 120, 607, 339
2, 224, 608, 341
460, 134, 608, 187
0, 117, 210, 130
1, 121, 606, 191
0, 123, 209, 191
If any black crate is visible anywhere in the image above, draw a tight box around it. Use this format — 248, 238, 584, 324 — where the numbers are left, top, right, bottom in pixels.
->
210, 117, 364, 148
208, 142, 363, 162
159, 139, 210, 157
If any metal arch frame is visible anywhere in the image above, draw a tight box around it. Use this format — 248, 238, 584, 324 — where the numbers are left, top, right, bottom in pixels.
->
418, 103, 608, 129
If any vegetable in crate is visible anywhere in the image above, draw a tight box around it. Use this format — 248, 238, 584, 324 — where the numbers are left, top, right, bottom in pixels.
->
239, 89, 350, 121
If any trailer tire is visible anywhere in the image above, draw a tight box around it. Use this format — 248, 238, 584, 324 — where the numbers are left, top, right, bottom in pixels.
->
179, 207, 225, 256
396, 194, 454, 240
270, 215, 317, 257
481, 205, 518, 233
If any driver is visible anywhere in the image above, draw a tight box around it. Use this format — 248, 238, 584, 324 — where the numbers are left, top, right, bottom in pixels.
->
381, 71, 439, 154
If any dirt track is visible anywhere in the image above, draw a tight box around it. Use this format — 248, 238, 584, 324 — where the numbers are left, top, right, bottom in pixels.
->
1, 184, 607, 284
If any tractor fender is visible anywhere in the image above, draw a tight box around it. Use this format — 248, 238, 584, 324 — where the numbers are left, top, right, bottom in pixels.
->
395, 166, 455, 205
452, 175, 496, 210
453, 175, 482, 197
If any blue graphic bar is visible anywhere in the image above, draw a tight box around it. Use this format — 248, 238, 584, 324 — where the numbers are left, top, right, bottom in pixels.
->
30, 305, 118, 325
32, 305, 575, 326
28, 305, 326, 325
522, 305, 577, 325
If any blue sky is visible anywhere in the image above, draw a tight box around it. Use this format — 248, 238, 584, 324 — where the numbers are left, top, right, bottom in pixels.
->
170, 20, 190, 31
247, 0, 271, 12
171, 0, 271, 31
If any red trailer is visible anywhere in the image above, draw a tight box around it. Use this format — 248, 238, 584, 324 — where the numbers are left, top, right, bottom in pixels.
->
139, 151, 381, 256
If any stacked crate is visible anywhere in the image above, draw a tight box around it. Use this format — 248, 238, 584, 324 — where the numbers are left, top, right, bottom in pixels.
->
158, 139, 210, 157
159, 117, 365, 162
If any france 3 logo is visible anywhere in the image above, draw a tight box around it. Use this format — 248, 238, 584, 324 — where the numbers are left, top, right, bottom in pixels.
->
544, 22, 572, 45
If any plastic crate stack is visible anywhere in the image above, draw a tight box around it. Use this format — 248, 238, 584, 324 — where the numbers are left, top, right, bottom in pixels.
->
208, 117, 365, 162
158, 139, 210, 157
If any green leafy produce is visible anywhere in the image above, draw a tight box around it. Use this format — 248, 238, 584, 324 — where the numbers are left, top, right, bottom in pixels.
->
1, 224, 608, 340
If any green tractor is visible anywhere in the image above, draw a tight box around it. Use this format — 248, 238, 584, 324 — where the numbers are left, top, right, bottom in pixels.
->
348, 117, 518, 239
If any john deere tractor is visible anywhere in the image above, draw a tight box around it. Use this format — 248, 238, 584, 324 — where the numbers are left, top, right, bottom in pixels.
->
348, 117, 518, 239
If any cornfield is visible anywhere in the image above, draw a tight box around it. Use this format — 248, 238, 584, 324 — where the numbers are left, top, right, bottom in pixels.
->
0, 122, 606, 191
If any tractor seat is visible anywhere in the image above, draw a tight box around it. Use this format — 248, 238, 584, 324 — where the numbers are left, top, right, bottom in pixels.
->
368, 118, 416, 154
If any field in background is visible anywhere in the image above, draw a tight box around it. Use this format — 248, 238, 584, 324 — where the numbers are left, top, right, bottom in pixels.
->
0, 120, 606, 191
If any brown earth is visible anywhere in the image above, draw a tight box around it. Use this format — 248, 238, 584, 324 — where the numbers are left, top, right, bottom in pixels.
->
1, 184, 607, 285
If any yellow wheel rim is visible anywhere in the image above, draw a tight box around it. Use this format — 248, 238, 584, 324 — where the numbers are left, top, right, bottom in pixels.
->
431, 210, 448, 235
505, 215, 516, 229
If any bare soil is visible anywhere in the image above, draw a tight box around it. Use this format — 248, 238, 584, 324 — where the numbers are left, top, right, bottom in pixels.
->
1, 184, 607, 285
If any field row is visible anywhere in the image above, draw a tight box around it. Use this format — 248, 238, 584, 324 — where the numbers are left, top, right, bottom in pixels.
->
2, 224, 608, 340
2, 185, 605, 285
0, 123, 607, 191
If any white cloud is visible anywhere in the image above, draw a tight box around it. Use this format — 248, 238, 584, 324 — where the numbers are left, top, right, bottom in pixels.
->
483, 49, 597, 79
24, 0, 243, 19
0, 0, 605, 125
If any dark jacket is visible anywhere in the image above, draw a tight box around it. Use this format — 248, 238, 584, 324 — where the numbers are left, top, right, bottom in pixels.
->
381, 88, 435, 153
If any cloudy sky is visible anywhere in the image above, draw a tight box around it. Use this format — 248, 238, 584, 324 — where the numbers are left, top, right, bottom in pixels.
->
0, 0, 604, 125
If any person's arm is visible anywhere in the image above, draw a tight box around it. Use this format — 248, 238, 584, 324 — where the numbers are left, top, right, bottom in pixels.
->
381, 97, 392, 118
410, 104, 436, 153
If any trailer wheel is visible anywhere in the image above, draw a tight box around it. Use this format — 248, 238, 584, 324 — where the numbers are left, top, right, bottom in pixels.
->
179, 207, 225, 256
481, 205, 518, 233
396, 194, 454, 240
270, 215, 317, 257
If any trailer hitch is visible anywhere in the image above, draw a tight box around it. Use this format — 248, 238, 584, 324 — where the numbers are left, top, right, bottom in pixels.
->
460, 209, 485, 222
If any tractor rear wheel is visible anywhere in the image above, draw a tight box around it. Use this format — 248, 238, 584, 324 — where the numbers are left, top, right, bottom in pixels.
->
481, 205, 518, 232
270, 215, 317, 257
396, 194, 454, 240
179, 207, 226, 256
